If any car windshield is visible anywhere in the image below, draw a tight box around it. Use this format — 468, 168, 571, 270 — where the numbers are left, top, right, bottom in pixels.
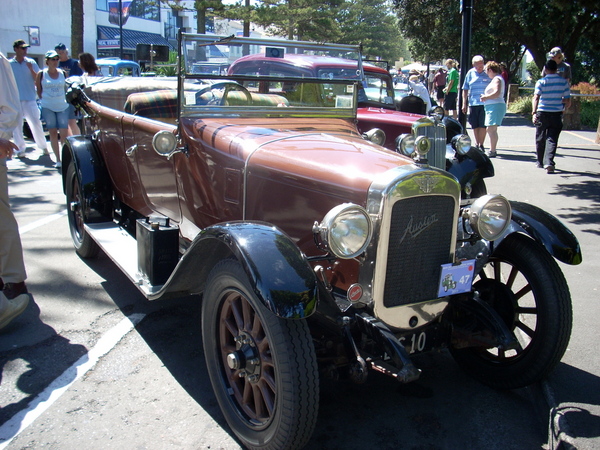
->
362, 70, 394, 105
179, 34, 362, 117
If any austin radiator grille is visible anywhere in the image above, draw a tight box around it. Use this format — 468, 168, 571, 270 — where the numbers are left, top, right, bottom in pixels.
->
383, 195, 455, 307
416, 122, 446, 170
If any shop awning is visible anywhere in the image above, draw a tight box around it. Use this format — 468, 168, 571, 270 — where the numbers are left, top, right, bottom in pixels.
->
97, 25, 174, 51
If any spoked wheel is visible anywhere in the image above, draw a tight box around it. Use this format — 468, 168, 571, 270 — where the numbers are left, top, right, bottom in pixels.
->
450, 233, 572, 389
202, 260, 319, 450
65, 163, 100, 258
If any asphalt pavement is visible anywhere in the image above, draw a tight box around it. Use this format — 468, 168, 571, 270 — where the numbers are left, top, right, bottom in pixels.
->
1, 113, 599, 449
477, 113, 600, 450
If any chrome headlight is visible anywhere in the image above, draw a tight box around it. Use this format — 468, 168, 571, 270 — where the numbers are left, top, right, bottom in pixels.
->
396, 133, 431, 158
429, 106, 444, 121
414, 135, 431, 156
152, 130, 177, 155
314, 204, 373, 258
396, 133, 415, 156
363, 128, 386, 146
466, 194, 511, 241
451, 134, 471, 155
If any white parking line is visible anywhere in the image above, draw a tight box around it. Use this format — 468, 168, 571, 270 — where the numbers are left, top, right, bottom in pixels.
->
19, 210, 68, 235
0, 313, 145, 449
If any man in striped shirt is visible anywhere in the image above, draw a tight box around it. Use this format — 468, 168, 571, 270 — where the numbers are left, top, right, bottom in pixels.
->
532, 59, 571, 174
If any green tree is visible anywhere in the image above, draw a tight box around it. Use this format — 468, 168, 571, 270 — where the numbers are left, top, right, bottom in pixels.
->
393, 0, 600, 84
247, 0, 344, 41
336, 0, 409, 62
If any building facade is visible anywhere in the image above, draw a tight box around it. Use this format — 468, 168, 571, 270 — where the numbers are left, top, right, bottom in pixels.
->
0, 0, 262, 66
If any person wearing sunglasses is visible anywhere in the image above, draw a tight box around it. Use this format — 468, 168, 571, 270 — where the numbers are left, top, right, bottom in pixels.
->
35, 50, 68, 169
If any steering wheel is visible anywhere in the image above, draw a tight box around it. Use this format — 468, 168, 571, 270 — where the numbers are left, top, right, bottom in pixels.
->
195, 82, 252, 106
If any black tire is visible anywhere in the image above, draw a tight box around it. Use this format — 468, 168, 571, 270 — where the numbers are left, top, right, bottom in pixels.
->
202, 260, 319, 450
450, 233, 572, 389
65, 163, 100, 258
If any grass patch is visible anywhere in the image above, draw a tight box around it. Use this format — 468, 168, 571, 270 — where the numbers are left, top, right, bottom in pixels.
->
508, 95, 533, 116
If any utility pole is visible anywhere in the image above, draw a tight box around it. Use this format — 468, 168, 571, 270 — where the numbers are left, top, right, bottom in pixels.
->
458, 0, 472, 128
119, 0, 124, 60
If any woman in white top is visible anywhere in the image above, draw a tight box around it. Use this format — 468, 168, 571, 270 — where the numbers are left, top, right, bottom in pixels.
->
35, 50, 68, 168
480, 61, 506, 158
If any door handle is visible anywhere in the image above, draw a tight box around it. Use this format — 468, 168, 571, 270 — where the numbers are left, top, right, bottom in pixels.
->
126, 144, 138, 156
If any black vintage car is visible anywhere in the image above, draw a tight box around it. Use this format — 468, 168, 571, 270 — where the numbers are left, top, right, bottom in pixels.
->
63, 34, 581, 450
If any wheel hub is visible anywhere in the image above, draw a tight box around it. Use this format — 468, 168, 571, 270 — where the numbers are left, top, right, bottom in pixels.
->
227, 332, 261, 381
473, 278, 517, 329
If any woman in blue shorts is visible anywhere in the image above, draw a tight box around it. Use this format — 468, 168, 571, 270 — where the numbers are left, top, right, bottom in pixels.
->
480, 61, 506, 158
35, 50, 69, 168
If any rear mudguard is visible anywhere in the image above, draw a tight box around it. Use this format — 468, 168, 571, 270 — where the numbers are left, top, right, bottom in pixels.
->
447, 146, 494, 189
500, 201, 582, 265
61, 135, 113, 222
153, 222, 319, 318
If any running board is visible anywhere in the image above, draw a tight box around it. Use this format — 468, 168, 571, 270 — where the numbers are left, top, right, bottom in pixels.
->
84, 222, 162, 297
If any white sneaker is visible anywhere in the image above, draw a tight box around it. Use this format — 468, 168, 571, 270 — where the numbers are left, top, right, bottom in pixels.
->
55, 161, 62, 168
0, 293, 30, 330
15, 150, 26, 158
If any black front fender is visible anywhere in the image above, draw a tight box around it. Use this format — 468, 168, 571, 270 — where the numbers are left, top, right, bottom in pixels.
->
447, 146, 494, 189
154, 222, 318, 318
501, 201, 582, 265
62, 135, 112, 222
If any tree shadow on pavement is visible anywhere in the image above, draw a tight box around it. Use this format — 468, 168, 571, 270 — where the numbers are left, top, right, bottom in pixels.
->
549, 363, 600, 444
550, 179, 600, 234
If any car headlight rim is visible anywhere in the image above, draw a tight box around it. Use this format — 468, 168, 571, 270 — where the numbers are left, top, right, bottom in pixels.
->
152, 130, 177, 155
318, 203, 373, 259
396, 133, 415, 157
363, 128, 386, 146
468, 194, 512, 241
414, 135, 431, 156
451, 134, 472, 155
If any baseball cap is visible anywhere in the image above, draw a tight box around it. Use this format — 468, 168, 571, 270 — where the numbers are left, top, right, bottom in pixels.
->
548, 47, 563, 58
55, 43, 67, 51
13, 39, 30, 49
45, 50, 59, 59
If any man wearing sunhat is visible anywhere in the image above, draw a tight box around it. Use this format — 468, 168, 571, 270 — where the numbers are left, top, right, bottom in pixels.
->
9, 39, 48, 157
542, 47, 571, 84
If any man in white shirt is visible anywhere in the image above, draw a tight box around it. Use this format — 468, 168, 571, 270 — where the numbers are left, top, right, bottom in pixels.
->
9, 39, 47, 157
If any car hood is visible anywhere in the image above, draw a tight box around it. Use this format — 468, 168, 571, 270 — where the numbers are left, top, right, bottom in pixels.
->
357, 106, 423, 127
182, 116, 413, 194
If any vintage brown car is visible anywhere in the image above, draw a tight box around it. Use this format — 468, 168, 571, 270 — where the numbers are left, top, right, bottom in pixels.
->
63, 34, 581, 450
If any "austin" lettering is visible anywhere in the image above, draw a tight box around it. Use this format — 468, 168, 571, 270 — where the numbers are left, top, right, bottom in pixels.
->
398, 214, 438, 244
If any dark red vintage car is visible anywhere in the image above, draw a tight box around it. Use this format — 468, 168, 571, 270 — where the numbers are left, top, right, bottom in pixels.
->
63, 34, 581, 450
